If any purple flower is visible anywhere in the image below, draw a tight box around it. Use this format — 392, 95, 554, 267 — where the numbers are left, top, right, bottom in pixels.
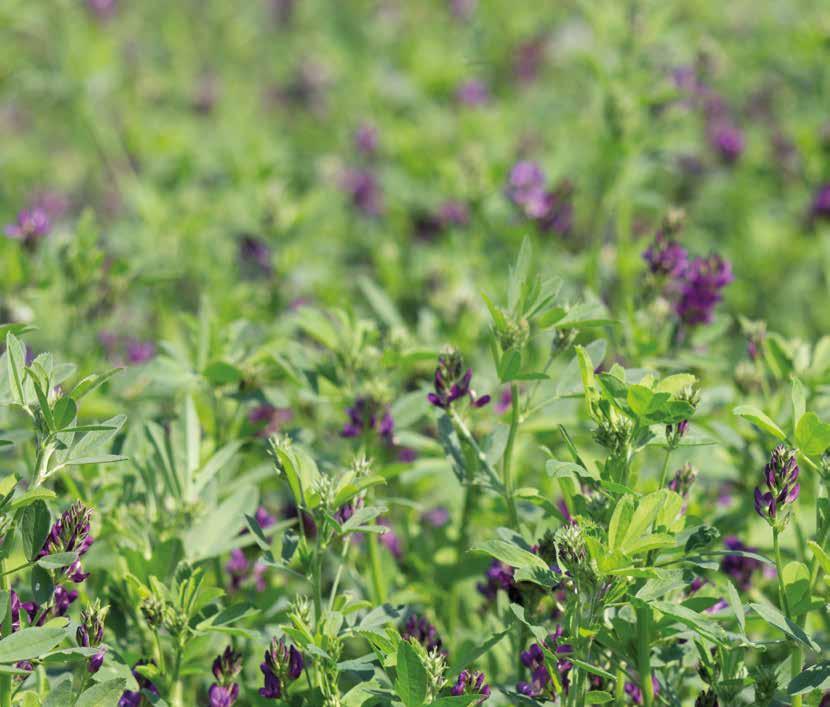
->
401, 614, 445, 654
226, 549, 250, 592
88, 648, 106, 674
341, 397, 394, 444
5, 207, 50, 246
238, 235, 272, 276
421, 506, 450, 528
451, 670, 491, 702
754, 445, 800, 527
449, 0, 477, 20
118, 662, 160, 707
506, 161, 547, 211
810, 183, 830, 223
437, 200, 470, 228
260, 638, 304, 700
675, 254, 733, 325
208, 685, 239, 707
720, 536, 762, 591
334, 496, 364, 524
248, 405, 293, 437
340, 168, 383, 216
354, 123, 378, 155
516, 628, 572, 699
284, 502, 318, 539
427, 350, 490, 410
456, 79, 490, 106
39, 501, 94, 583
88, 0, 117, 19
625, 676, 661, 705
378, 517, 403, 560
709, 121, 744, 164
77, 601, 108, 673
125, 339, 155, 365
643, 233, 689, 279
513, 37, 547, 84
476, 560, 520, 603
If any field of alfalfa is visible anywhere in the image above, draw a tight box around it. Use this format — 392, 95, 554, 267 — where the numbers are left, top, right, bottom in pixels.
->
1, 0, 830, 705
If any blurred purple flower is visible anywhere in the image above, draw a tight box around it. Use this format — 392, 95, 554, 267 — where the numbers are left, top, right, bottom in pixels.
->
421, 506, 450, 528
238, 235, 272, 277
125, 339, 155, 365
248, 404, 293, 437
513, 37, 547, 84
5, 207, 50, 247
709, 121, 745, 164
341, 397, 394, 444
88, 0, 117, 19
119, 662, 160, 707
401, 614, 444, 654
810, 183, 830, 223
438, 200, 470, 228
379, 517, 403, 560
625, 676, 661, 705
428, 350, 490, 410
354, 123, 379, 156
675, 254, 733, 325
449, 0, 477, 20
456, 80, 490, 106
720, 536, 762, 591
517, 627, 572, 699
340, 168, 384, 216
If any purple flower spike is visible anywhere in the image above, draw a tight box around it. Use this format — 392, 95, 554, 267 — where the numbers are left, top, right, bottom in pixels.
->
451, 670, 491, 702
428, 350, 490, 410
260, 637, 304, 700
208, 684, 239, 707
754, 445, 800, 528
809, 183, 830, 223
675, 254, 733, 325
401, 614, 445, 654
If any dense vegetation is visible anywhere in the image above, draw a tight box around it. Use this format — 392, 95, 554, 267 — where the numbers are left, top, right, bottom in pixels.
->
1, 1, 830, 705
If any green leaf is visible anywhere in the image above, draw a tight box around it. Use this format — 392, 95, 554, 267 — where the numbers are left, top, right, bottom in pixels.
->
202, 361, 244, 385
42, 676, 74, 707
749, 602, 820, 651
0, 627, 67, 663
31, 565, 53, 605
449, 628, 510, 674
651, 601, 728, 645
724, 580, 745, 634
788, 662, 830, 696
808, 541, 830, 580
498, 350, 521, 382
791, 377, 807, 427
608, 496, 635, 553
8, 487, 56, 511
76, 678, 128, 707
20, 501, 51, 562
36, 552, 79, 570
655, 374, 697, 395
471, 540, 549, 571
796, 412, 830, 457
783, 561, 811, 616
545, 459, 599, 482
52, 396, 77, 430
6, 332, 27, 406
585, 691, 614, 704
69, 367, 122, 400
395, 640, 427, 707
732, 405, 787, 440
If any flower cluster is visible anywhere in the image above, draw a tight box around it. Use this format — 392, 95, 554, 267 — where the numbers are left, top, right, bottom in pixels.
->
77, 601, 109, 674
642, 220, 733, 326
450, 669, 491, 702
427, 350, 490, 410
4, 206, 50, 247
118, 662, 160, 707
625, 676, 661, 705
39, 501, 94, 583
516, 627, 573, 699
754, 445, 800, 528
259, 637, 304, 699
400, 614, 445, 655
208, 646, 242, 707
505, 160, 573, 236
341, 396, 394, 443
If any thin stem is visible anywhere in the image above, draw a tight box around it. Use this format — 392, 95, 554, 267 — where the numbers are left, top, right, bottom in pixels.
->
0, 560, 11, 707
773, 529, 802, 707
657, 447, 672, 489
501, 383, 521, 529
367, 534, 385, 604
313, 548, 324, 629
328, 540, 350, 610
448, 409, 503, 490
636, 606, 654, 707
456, 478, 476, 560
773, 529, 791, 616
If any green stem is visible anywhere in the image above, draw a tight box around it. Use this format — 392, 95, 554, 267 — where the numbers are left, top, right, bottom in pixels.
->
328, 540, 350, 610
657, 447, 672, 489
456, 479, 476, 560
0, 560, 11, 707
773, 529, 802, 707
615, 667, 626, 705
367, 534, 385, 604
313, 549, 324, 629
636, 606, 654, 707
502, 383, 521, 529
449, 409, 502, 491
773, 529, 791, 616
